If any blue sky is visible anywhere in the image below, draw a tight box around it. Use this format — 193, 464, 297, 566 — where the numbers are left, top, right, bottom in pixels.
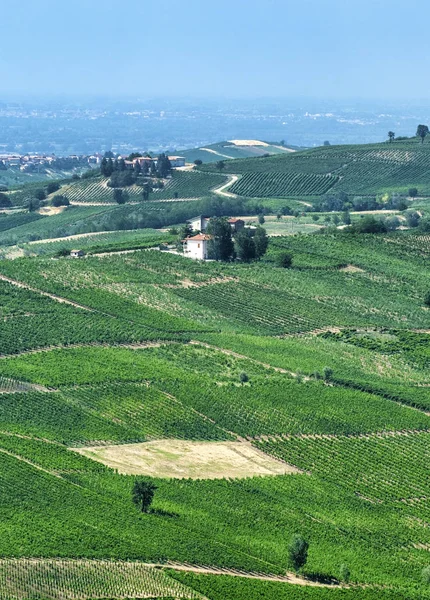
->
1, 0, 429, 99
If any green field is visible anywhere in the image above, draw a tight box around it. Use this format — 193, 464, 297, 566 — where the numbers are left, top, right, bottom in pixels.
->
0, 143, 429, 599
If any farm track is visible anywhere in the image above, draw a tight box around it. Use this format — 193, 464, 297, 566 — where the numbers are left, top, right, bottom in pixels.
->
213, 174, 239, 198
0, 274, 93, 311
0, 341, 169, 360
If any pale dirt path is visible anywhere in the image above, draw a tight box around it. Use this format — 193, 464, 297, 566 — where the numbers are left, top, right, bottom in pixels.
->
200, 148, 235, 159
0, 274, 93, 311
213, 174, 239, 198
158, 563, 344, 588
0, 340, 167, 360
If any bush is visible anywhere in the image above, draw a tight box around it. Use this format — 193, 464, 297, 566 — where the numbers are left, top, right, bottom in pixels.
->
239, 372, 249, 383
409, 187, 418, 198
323, 367, 333, 381
276, 251, 293, 268
339, 564, 350, 584
0, 192, 12, 208
51, 195, 70, 207
46, 182, 60, 195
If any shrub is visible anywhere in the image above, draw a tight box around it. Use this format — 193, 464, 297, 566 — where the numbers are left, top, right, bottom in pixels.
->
276, 252, 293, 268
239, 372, 249, 384
52, 195, 70, 207
409, 187, 418, 198
323, 367, 333, 381
46, 182, 60, 195
339, 564, 350, 584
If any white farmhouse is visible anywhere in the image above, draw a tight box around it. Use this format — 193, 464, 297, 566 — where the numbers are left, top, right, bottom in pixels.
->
187, 215, 211, 232
183, 234, 212, 260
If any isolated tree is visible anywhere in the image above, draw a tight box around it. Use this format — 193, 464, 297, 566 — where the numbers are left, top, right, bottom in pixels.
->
406, 211, 421, 228
408, 187, 418, 198
276, 251, 293, 268
388, 131, 395, 143
254, 226, 269, 258
46, 181, 60, 195
215, 160, 225, 172
288, 535, 309, 573
235, 231, 256, 262
132, 479, 157, 513
342, 210, 351, 225
239, 372, 249, 384
258, 213, 265, 225
339, 564, 351, 584
114, 188, 126, 204
207, 217, 234, 261
194, 159, 203, 166
323, 140, 331, 146
416, 124, 429, 143
51, 195, 70, 207
424, 291, 430, 307
141, 183, 152, 201
323, 366, 333, 381
312, 214, 320, 222
276, 213, 282, 221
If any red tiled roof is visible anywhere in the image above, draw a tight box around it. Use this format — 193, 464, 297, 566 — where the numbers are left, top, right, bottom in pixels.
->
183, 234, 212, 242
228, 218, 243, 223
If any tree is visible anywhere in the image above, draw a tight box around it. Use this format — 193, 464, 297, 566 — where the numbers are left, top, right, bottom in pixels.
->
239, 372, 249, 383
132, 479, 157, 513
323, 366, 333, 380
46, 181, 60, 195
34, 188, 46, 201
288, 535, 309, 573
406, 211, 421, 228
114, 189, 126, 204
416, 124, 429, 143
207, 217, 234, 261
141, 183, 152, 201
235, 230, 256, 262
408, 187, 418, 198
51, 195, 70, 207
349, 215, 387, 234
194, 159, 203, 166
388, 131, 395, 143
215, 160, 225, 172
180, 222, 193, 239
276, 251, 293, 268
323, 140, 331, 146
156, 153, 172, 178
254, 226, 269, 258
258, 213, 265, 225
424, 291, 430, 307
276, 213, 282, 221
0, 192, 11, 208
342, 210, 351, 225
312, 214, 320, 222
339, 564, 350, 584
332, 215, 340, 226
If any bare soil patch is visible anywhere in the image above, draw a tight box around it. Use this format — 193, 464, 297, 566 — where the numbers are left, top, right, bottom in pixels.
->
228, 140, 269, 146
340, 265, 365, 273
74, 439, 300, 479
38, 206, 67, 216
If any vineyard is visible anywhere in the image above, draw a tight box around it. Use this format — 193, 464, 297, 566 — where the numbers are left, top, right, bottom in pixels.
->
0, 153, 428, 599
229, 172, 339, 197
202, 140, 430, 197
60, 171, 227, 204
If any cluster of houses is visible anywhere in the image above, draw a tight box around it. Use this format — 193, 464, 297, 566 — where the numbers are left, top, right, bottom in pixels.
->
183, 215, 248, 260
0, 153, 186, 172
118, 155, 186, 170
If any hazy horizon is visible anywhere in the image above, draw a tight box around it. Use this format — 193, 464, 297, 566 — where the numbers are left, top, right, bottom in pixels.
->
2, 0, 430, 100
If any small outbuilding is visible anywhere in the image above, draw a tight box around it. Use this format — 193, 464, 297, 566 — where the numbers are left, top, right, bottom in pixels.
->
228, 218, 245, 232
70, 249, 85, 258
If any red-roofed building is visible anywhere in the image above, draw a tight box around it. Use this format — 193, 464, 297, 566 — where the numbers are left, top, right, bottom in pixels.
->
182, 234, 212, 260
228, 218, 245, 232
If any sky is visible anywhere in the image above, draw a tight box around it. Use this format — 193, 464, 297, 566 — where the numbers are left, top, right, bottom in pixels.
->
1, 0, 430, 99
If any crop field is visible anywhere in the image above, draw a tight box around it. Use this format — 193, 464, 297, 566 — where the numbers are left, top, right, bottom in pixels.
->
202, 141, 430, 197
0, 175, 428, 600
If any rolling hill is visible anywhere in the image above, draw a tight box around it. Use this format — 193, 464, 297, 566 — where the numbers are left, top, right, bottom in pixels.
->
201, 139, 430, 197
178, 139, 300, 163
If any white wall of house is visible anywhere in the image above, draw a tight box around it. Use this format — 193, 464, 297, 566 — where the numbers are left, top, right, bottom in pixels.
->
184, 240, 208, 260
189, 217, 210, 232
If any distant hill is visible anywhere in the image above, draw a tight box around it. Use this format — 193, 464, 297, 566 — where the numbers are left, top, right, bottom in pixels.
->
201, 140, 430, 198
179, 140, 301, 164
